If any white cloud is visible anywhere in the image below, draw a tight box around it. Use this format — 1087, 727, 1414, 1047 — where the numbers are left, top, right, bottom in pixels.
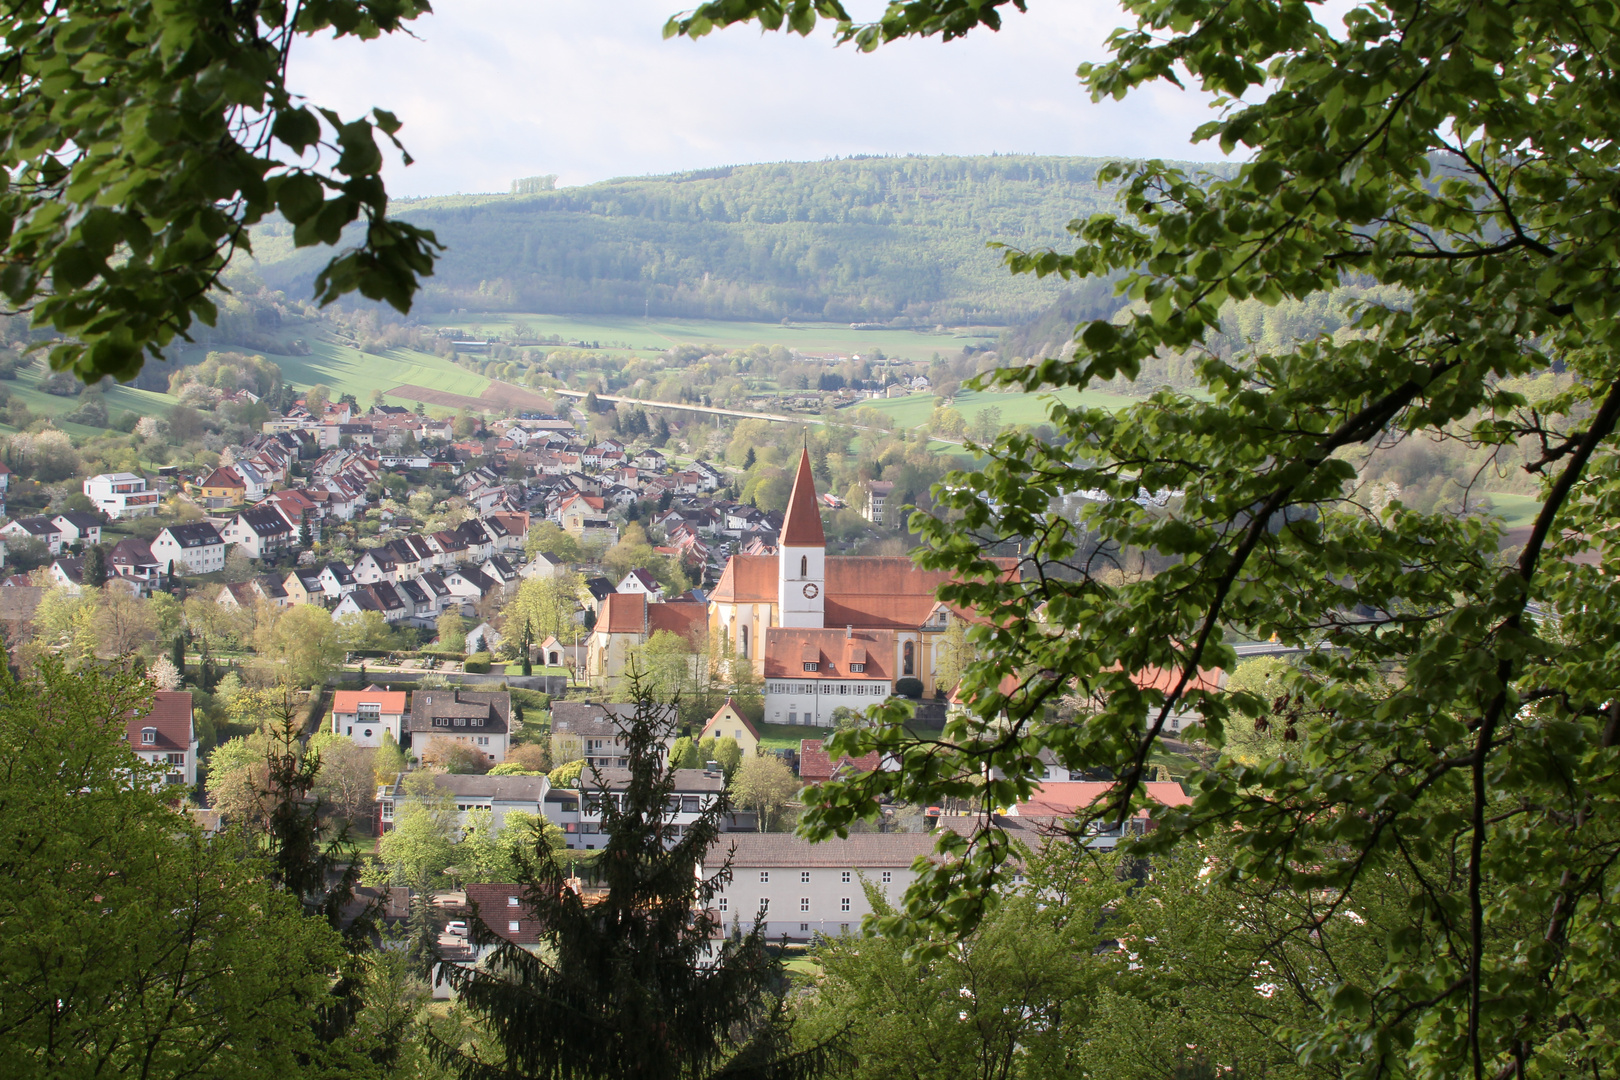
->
288, 0, 1228, 197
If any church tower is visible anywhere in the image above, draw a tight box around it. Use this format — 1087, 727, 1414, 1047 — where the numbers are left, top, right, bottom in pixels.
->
777, 447, 826, 628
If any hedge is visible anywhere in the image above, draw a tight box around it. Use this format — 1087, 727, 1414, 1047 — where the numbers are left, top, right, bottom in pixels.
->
463, 651, 493, 674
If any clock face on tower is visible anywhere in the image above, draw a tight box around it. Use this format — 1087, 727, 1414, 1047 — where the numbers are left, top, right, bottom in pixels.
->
802, 583, 819, 599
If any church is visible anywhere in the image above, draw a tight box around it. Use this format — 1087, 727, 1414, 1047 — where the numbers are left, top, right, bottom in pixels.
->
708, 449, 1018, 726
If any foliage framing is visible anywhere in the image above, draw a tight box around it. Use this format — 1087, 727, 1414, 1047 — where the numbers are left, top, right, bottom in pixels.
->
676, 0, 1620, 1077
432, 676, 845, 1080
0, 0, 440, 382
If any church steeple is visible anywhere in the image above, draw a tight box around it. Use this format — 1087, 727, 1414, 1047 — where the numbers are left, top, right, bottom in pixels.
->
780, 447, 825, 547
777, 447, 825, 628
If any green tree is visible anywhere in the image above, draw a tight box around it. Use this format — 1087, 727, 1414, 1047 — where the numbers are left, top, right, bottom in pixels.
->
81, 543, 107, 589
436, 610, 467, 652
456, 809, 564, 884
0, 659, 348, 1076
727, 753, 799, 831
676, 1, 1620, 1074
430, 681, 845, 1080
524, 522, 581, 563
256, 602, 342, 688
373, 771, 455, 890
373, 730, 408, 784
711, 736, 742, 778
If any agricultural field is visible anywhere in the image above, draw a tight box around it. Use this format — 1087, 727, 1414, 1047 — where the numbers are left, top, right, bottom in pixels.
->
418, 312, 998, 364
1481, 492, 1541, 529
851, 385, 1139, 431
0, 356, 174, 437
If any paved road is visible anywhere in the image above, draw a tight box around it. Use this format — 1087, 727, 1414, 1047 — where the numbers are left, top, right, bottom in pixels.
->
551, 388, 965, 446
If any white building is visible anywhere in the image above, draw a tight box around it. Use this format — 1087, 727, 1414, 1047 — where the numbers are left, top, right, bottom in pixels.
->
330, 688, 408, 748
125, 691, 199, 788
762, 627, 895, 726
151, 523, 226, 575
702, 832, 937, 941
83, 472, 161, 519
546, 767, 725, 850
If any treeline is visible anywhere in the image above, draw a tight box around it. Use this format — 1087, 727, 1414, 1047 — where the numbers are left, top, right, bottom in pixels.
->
251, 156, 1238, 325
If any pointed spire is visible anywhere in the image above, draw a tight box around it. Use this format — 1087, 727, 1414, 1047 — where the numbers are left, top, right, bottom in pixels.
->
780, 447, 825, 547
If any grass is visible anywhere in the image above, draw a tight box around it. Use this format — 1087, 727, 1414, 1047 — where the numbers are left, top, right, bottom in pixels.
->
0, 356, 175, 436
1482, 491, 1541, 529
850, 384, 1139, 431
416, 312, 1001, 364
757, 722, 831, 751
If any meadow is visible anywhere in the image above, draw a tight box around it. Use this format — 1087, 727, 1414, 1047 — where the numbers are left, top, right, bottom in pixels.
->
851, 385, 1140, 431
418, 312, 997, 364
0, 357, 175, 436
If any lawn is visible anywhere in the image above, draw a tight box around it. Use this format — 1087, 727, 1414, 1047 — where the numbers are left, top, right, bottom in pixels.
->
757, 722, 832, 752
415, 312, 1000, 364
851, 384, 1139, 431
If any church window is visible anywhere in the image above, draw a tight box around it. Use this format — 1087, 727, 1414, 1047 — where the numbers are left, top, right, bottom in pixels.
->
740, 625, 749, 658
903, 641, 915, 676
800, 555, 808, 578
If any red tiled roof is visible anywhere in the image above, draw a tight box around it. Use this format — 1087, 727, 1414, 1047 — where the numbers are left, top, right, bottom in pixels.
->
779, 448, 825, 547
597, 592, 646, 635
126, 691, 194, 753
332, 690, 408, 715
763, 627, 895, 681
711, 554, 778, 603
798, 738, 882, 784
647, 601, 707, 644
1130, 665, 1225, 695
1011, 780, 1192, 818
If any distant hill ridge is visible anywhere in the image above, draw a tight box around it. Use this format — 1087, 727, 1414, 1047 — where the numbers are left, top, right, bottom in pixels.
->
250, 155, 1236, 326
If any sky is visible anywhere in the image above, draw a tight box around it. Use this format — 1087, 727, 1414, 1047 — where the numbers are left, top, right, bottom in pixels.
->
287, 0, 1231, 198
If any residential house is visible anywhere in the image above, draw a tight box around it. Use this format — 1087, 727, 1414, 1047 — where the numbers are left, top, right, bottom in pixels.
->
332, 581, 408, 623
465, 621, 502, 653
863, 481, 896, 525
251, 575, 291, 608
152, 523, 226, 575
330, 687, 409, 748
353, 547, 400, 584
232, 459, 271, 502
443, 567, 496, 613
520, 551, 564, 580
1, 515, 63, 555
82, 472, 161, 519
698, 698, 761, 759
216, 581, 260, 609
283, 567, 325, 606
317, 561, 357, 598
585, 593, 707, 684
548, 767, 725, 851
126, 691, 199, 789
579, 576, 616, 613
379, 773, 549, 837
616, 567, 663, 603
550, 701, 679, 772
109, 537, 161, 585
196, 466, 247, 508
51, 511, 103, 548
405, 689, 512, 765
221, 506, 294, 561
797, 739, 883, 784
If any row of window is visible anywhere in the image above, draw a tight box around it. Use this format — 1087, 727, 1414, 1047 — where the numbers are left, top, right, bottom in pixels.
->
428, 717, 489, 727
755, 870, 891, 884
766, 682, 888, 695
719, 897, 856, 913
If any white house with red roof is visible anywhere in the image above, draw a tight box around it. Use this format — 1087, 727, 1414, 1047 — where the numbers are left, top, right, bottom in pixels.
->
330, 687, 409, 748
127, 691, 198, 788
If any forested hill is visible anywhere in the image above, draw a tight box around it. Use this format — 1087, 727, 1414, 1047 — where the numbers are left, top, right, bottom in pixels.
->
249, 156, 1235, 325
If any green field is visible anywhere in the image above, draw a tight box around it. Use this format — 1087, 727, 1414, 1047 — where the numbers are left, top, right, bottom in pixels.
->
851, 385, 1140, 431
1482, 492, 1541, 528
756, 722, 832, 751
0, 357, 175, 437
418, 312, 999, 363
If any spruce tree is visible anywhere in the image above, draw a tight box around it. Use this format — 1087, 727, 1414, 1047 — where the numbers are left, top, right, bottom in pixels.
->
433, 681, 846, 1080
82, 543, 107, 588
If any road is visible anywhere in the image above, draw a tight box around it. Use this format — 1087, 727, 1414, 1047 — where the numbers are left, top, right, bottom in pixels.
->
551, 389, 965, 446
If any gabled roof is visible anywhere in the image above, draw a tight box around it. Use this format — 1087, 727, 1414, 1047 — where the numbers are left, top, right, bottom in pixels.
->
779, 448, 825, 547
200, 466, 245, 489
126, 691, 193, 753
707, 831, 937, 868
1010, 780, 1192, 818
52, 511, 103, 530
551, 700, 678, 738
798, 738, 883, 784
237, 506, 292, 535
648, 601, 707, 643
700, 698, 760, 743
763, 628, 895, 682
109, 537, 157, 567
333, 689, 408, 714
407, 690, 511, 733
160, 522, 223, 548
597, 592, 647, 635
710, 554, 777, 603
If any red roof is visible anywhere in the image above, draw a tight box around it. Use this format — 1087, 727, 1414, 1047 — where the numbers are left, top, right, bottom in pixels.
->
647, 601, 707, 644
779, 448, 825, 547
1011, 780, 1192, 818
798, 738, 881, 784
763, 627, 894, 681
332, 689, 408, 715
710, 554, 777, 603
1130, 665, 1225, 695
126, 691, 194, 752
597, 592, 647, 634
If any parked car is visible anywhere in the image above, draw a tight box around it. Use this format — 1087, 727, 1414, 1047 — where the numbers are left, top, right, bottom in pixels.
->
445, 921, 468, 937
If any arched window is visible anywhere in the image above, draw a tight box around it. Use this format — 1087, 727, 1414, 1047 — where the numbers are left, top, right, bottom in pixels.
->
800, 555, 808, 578
740, 625, 749, 659
903, 640, 915, 676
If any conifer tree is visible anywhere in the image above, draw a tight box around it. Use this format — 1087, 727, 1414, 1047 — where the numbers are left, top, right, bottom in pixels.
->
433, 679, 846, 1080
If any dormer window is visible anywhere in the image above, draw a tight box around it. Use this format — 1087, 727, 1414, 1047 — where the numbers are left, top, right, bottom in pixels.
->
803, 662, 818, 673
141, 727, 156, 745
850, 663, 865, 673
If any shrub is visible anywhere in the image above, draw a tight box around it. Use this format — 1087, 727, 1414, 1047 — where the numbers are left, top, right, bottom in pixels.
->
463, 651, 492, 674
548, 758, 584, 788
894, 677, 924, 700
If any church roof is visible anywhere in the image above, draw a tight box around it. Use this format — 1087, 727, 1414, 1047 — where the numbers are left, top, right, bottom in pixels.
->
711, 554, 778, 603
711, 553, 1021, 626
779, 448, 825, 547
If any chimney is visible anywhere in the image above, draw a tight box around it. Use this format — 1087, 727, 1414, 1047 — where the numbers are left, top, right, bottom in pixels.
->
845, 624, 853, 639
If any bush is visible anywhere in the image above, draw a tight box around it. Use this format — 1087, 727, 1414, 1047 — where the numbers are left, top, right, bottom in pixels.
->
463, 651, 492, 674
548, 758, 584, 788
894, 677, 924, 700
